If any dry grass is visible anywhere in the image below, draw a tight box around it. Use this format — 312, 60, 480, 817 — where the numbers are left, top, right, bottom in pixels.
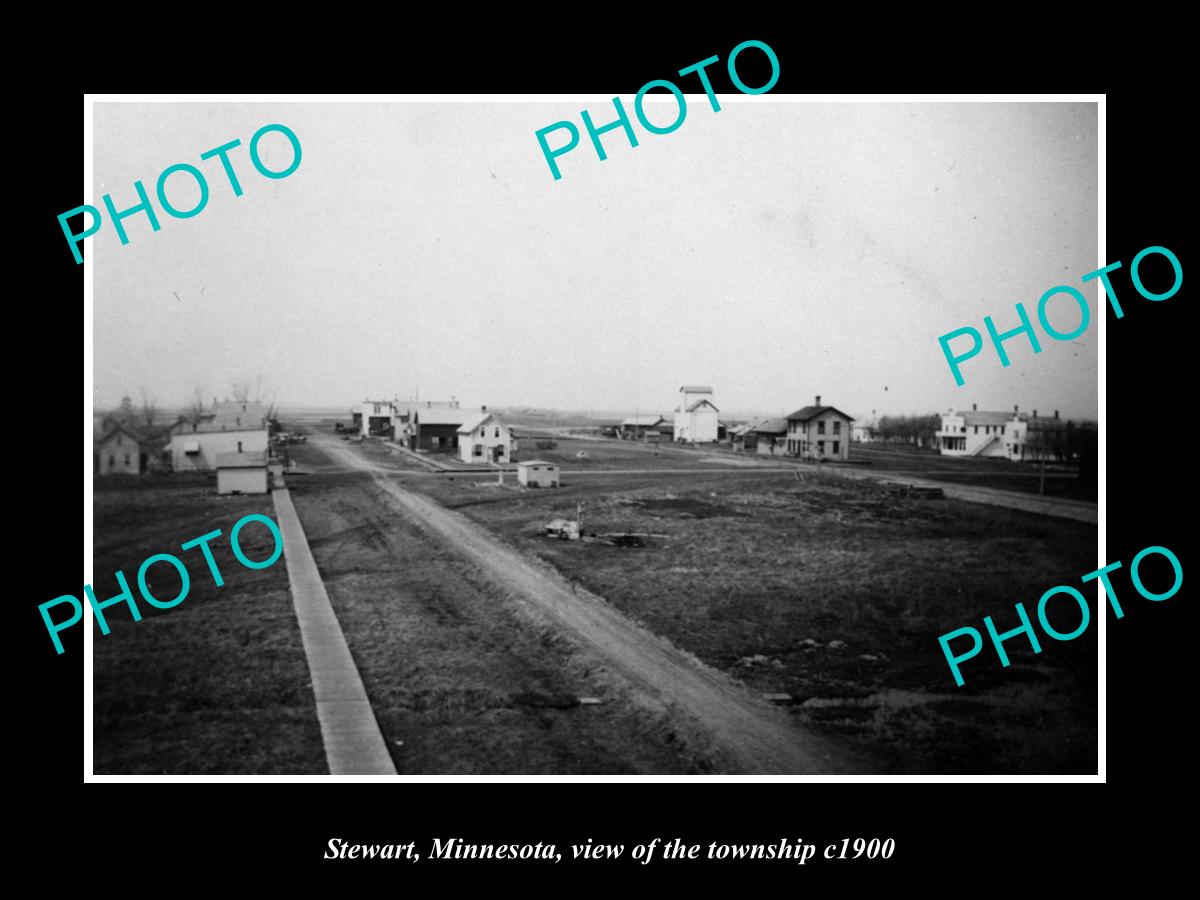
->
286, 472, 711, 774
416, 470, 1098, 773
92, 477, 326, 774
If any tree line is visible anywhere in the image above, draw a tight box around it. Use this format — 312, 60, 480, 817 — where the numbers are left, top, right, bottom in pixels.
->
871, 414, 941, 447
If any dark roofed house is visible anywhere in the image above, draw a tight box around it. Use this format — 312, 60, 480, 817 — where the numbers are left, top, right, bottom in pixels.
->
785, 395, 854, 461
619, 415, 668, 440
747, 417, 789, 455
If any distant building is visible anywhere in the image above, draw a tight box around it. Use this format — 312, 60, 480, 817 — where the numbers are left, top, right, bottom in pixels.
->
618, 415, 668, 440
95, 422, 148, 475
936, 404, 1018, 459
852, 419, 876, 443
216, 451, 269, 495
747, 418, 789, 455
168, 400, 269, 471
395, 400, 465, 452
360, 399, 397, 438
673, 385, 719, 443
457, 410, 513, 464
785, 396, 853, 461
1007, 410, 1069, 462
728, 422, 754, 450
517, 460, 560, 488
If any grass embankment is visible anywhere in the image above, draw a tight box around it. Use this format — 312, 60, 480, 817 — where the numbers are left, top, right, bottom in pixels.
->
92, 474, 325, 774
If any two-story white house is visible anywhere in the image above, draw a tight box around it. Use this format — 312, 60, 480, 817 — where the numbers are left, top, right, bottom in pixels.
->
167, 400, 269, 471
457, 410, 513, 464
673, 385, 719, 443
784, 396, 854, 461
360, 399, 397, 437
936, 404, 1019, 459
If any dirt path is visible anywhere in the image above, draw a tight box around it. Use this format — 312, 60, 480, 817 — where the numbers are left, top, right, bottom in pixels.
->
309, 433, 861, 774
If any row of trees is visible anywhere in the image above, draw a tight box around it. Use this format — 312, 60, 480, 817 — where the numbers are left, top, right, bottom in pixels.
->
1022, 420, 1098, 464
109, 377, 279, 431
871, 414, 941, 447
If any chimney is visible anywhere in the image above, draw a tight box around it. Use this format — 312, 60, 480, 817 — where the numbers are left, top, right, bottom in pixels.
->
482, 405, 487, 412
1013, 405, 1018, 414
815, 395, 821, 406
972, 403, 977, 412
1054, 410, 1060, 420
1033, 410, 1038, 418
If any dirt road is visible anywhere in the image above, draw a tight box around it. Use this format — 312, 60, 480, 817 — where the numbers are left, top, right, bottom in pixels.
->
309, 432, 861, 774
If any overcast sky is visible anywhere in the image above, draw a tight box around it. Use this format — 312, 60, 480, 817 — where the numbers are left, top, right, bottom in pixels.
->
92, 100, 1097, 421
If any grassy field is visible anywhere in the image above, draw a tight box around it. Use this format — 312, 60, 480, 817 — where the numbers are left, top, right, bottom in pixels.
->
92, 474, 325, 774
512, 434, 767, 471
508, 431, 1097, 501
847, 444, 1096, 501
406, 468, 1098, 773
284, 465, 708, 774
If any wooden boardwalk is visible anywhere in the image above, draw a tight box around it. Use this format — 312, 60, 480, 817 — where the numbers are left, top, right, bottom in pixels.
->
272, 484, 396, 775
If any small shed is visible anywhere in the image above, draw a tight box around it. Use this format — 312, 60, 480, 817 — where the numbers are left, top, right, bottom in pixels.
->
216, 451, 269, 495
517, 460, 560, 488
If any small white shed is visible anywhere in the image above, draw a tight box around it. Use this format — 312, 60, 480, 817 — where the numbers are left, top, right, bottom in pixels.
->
216, 451, 269, 495
517, 460, 560, 488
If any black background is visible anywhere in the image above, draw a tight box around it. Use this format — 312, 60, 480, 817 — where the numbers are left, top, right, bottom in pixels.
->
22, 23, 1187, 887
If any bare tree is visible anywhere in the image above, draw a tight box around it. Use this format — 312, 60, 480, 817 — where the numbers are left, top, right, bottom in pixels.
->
186, 387, 207, 426
139, 389, 158, 429
232, 375, 273, 407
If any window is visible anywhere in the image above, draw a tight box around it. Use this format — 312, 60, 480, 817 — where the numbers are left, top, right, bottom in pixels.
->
124, 453, 131, 465
1001, 426, 1005, 435
817, 421, 826, 435
237, 441, 243, 452
108, 454, 115, 467
833, 441, 840, 454
474, 444, 483, 457
833, 421, 841, 434
494, 427, 500, 438
817, 441, 825, 454
974, 425, 979, 434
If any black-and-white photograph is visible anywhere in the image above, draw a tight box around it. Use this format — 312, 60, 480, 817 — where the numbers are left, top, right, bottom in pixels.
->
85, 97, 1099, 776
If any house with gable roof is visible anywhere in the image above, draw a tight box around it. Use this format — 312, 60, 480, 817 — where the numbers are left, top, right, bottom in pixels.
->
457, 409, 513, 464
784, 395, 854, 461
673, 385, 719, 443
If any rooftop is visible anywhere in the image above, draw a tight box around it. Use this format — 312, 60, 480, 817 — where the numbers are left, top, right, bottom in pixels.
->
680, 385, 713, 393
215, 451, 268, 469
457, 412, 501, 434
748, 417, 789, 434
950, 409, 1015, 427
786, 405, 855, 423
409, 407, 468, 426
